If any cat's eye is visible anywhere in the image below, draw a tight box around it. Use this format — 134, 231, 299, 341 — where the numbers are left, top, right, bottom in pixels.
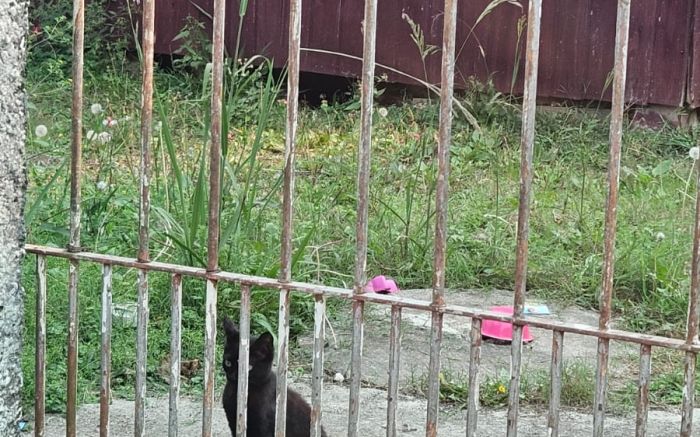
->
224, 360, 232, 367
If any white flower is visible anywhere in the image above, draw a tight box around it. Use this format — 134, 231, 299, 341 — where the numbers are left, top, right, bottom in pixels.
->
102, 117, 118, 127
86, 130, 96, 141
96, 181, 108, 191
333, 372, 345, 383
690, 146, 700, 160
90, 103, 103, 115
97, 131, 112, 144
655, 232, 665, 241
34, 124, 47, 138
378, 107, 388, 118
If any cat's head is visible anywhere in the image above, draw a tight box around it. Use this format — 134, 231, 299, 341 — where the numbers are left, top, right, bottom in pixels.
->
222, 317, 275, 384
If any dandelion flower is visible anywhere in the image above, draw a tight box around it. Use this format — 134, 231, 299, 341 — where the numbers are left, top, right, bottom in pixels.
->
97, 131, 112, 144
96, 181, 108, 191
655, 231, 665, 241
497, 384, 507, 394
378, 107, 388, 118
86, 130, 96, 141
690, 146, 700, 161
90, 103, 103, 115
102, 117, 118, 127
34, 124, 48, 138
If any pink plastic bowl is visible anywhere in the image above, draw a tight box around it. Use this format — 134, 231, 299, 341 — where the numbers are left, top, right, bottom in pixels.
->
480, 305, 534, 342
365, 275, 399, 294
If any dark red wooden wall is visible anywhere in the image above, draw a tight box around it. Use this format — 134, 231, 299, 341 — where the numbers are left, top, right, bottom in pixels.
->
153, 0, 700, 108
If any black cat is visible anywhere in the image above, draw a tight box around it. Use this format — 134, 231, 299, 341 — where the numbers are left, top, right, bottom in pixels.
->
222, 317, 328, 437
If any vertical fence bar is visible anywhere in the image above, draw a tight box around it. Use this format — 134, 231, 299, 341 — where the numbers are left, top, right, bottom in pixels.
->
276, 0, 303, 433
236, 284, 252, 437
310, 295, 326, 437
635, 344, 651, 437
466, 318, 482, 437
134, 0, 155, 434
202, 0, 226, 431
386, 306, 402, 437
547, 331, 564, 437
347, 0, 378, 434
593, 2, 631, 436
168, 274, 182, 437
100, 264, 112, 437
425, 0, 459, 435
66, 0, 85, 432
34, 255, 47, 437
506, 0, 542, 435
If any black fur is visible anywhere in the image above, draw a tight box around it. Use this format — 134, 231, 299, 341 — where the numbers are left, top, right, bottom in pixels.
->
222, 317, 328, 437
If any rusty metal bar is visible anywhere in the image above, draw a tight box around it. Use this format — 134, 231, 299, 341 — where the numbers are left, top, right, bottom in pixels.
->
276, 0, 302, 431
547, 330, 564, 437
25, 244, 700, 353
425, 0, 459, 434
386, 306, 402, 437
347, 0, 378, 434
100, 264, 112, 437
311, 295, 326, 437
236, 284, 252, 437
134, 0, 155, 433
593, 2, 631, 435
466, 318, 482, 437
201, 278, 218, 437
66, 0, 85, 433
35, 255, 47, 437
681, 351, 696, 436
201, 0, 226, 431
635, 344, 651, 437
134, 269, 149, 437
507, 0, 543, 435
168, 274, 182, 437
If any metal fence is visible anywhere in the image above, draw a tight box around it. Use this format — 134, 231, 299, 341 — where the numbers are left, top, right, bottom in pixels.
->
26, 0, 700, 436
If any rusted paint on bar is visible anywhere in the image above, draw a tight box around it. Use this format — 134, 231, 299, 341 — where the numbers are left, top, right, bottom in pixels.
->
202, 278, 218, 437
202, 0, 225, 429
100, 264, 112, 437
206, 0, 225, 274
594, 2, 631, 435
35, 255, 47, 437
26, 243, 700, 353
386, 306, 402, 437
168, 274, 182, 437
507, 0, 542, 435
276, 0, 302, 429
680, 351, 697, 436
425, 0, 459, 434
237, 284, 252, 437
681, 24, 700, 429
275, 289, 291, 437
280, 0, 302, 283
466, 318, 482, 437
311, 295, 326, 437
138, 0, 155, 264
547, 331, 564, 437
635, 344, 651, 437
134, 269, 149, 437
348, 0, 378, 433
66, 0, 84, 433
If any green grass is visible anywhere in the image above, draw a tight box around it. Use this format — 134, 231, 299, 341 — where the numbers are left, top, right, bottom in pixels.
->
22, 50, 700, 412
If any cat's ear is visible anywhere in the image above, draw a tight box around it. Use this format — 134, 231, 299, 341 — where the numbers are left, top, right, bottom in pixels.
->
251, 332, 274, 361
223, 317, 239, 339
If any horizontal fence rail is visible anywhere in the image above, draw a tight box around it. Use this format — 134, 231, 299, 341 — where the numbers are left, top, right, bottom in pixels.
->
27, 0, 700, 436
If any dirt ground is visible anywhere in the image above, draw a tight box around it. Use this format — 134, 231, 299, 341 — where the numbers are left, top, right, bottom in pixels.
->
39, 288, 700, 436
